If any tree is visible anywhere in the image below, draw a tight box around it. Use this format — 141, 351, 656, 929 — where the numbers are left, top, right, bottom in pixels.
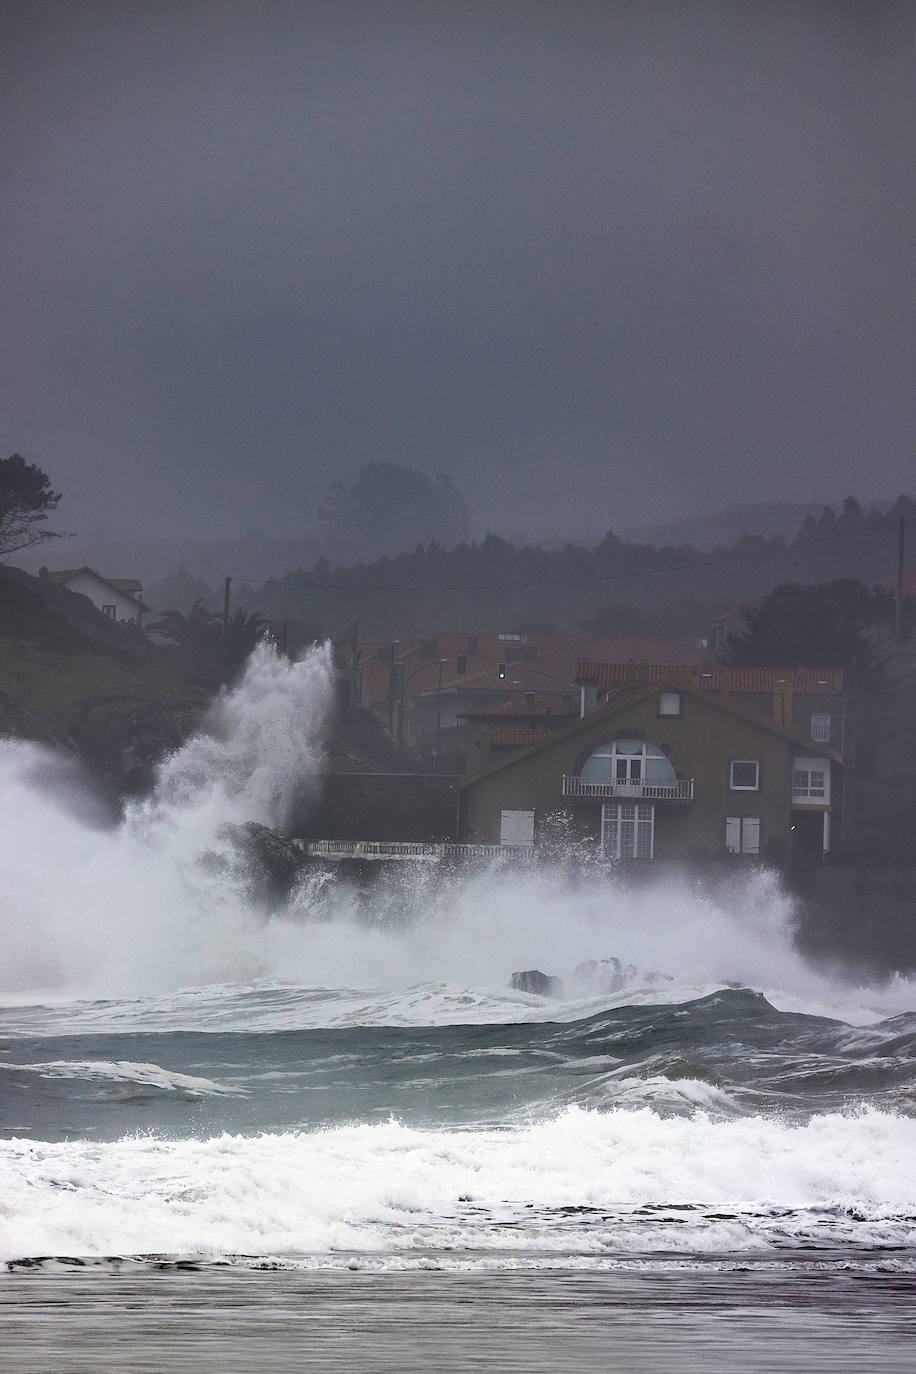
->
148, 599, 220, 652
318, 462, 470, 560
0, 454, 61, 554
223, 607, 271, 663
731, 580, 883, 677
145, 566, 217, 615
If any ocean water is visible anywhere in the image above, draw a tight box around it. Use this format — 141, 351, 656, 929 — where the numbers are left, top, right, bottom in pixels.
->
1, 643, 914, 1371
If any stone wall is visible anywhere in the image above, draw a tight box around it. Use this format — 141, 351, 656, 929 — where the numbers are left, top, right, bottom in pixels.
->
296, 772, 459, 843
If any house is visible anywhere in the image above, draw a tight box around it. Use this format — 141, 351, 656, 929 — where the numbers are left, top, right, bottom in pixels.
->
576, 663, 848, 751
456, 675, 843, 861
38, 566, 150, 623
353, 631, 710, 769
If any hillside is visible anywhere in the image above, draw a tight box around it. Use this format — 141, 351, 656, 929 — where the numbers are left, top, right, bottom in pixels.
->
0, 564, 413, 802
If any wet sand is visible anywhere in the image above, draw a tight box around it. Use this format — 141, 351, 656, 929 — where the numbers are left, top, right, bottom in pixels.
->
2, 1264, 915, 1373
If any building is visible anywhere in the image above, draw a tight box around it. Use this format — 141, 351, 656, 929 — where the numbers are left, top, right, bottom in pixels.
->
38, 567, 149, 624
456, 674, 843, 861
576, 663, 847, 750
353, 631, 709, 769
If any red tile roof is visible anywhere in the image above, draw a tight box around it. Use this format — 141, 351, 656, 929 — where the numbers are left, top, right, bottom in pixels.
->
576, 662, 845, 695
489, 728, 550, 747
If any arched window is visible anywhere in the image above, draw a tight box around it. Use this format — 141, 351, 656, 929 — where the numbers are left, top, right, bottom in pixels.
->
580, 738, 675, 786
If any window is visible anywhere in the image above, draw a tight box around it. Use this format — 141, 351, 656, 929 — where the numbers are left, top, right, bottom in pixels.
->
581, 739, 675, 786
792, 756, 830, 804
602, 802, 654, 859
793, 768, 826, 800
726, 816, 760, 855
729, 759, 759, 791
810, 712, 831, 743
658, 691, 681, 716
101, 604, 117, 618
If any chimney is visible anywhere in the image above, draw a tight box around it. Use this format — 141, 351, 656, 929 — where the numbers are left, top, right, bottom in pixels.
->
772, 675, 793, 728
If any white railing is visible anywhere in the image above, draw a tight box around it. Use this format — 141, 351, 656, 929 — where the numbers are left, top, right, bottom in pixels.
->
561, 776, 694, 801
302, 840, 536, 862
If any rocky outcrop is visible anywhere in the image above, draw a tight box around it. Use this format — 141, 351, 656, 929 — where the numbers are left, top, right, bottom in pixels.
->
510, 969, 565, 998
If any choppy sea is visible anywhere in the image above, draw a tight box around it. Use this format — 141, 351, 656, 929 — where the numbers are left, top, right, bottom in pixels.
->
2, 645, 914, 1371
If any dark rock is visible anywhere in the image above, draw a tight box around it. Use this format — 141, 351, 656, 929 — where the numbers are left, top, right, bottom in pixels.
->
510, 969, 565, 998
220, 821, 306, 901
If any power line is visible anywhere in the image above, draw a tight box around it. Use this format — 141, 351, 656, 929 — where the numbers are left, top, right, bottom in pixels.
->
225, 516, 901, 596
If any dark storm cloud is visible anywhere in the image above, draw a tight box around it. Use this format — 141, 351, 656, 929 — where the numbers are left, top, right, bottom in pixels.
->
1, 1, 913, 542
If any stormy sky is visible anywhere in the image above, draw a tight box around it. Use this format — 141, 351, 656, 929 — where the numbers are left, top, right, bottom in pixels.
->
2, 1, 913, 546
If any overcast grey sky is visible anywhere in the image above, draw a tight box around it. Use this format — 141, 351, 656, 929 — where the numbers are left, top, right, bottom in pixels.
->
2, 0, 913, 545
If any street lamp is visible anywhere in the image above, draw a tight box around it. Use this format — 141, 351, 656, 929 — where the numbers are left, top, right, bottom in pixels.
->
399, 658, 450, 756
435, 657, 448, 771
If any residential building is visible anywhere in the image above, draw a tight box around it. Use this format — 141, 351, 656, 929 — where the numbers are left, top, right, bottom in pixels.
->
38, 567, 149, 624
353, 631, 709, 769
456, 675, 843, 861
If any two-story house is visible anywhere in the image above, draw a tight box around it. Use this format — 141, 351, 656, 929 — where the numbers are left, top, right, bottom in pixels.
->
456, 675, 843, 860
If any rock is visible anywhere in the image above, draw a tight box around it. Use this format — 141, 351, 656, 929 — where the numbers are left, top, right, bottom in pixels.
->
510, 969, 565, 998
220, 821, 306, 900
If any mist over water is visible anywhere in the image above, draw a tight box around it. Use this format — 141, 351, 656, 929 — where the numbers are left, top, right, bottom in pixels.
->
0, 640, 911, 1026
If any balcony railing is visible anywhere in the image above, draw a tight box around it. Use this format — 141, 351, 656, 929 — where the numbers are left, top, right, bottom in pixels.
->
562, 775, 694, 802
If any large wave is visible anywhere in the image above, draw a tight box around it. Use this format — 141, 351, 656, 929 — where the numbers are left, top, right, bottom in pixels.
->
0, 640, 913, 1024
3, 1107, 914, 1268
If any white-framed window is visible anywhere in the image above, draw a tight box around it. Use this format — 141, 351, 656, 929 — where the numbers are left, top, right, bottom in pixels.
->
810, 712, 831, 743
658, 691, 681, 717
602, 802, 654, 859
792, 763, 827, 802
582, 738, 676, 786
729, 759, 760, 791
726, 816, 760, 855
102, 604, 117, 618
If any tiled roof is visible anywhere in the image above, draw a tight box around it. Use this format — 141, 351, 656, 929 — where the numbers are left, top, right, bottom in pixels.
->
489, 729, 550, 747
577, 662, 845, 695
465, 694, 570, 717
41, 567, 143, 594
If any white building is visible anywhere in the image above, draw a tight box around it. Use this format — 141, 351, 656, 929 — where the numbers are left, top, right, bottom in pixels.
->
39, 566, 150, 624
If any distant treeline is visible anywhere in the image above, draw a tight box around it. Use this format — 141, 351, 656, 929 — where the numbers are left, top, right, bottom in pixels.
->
172, 494, 916, 643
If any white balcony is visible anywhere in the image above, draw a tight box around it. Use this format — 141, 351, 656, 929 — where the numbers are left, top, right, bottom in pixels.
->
562, 775, 694, 802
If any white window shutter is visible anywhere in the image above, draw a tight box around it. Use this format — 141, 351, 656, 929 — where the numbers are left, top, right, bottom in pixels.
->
725, 817, 741, 853
500, 809, 535, 847
742, 817, 760, 855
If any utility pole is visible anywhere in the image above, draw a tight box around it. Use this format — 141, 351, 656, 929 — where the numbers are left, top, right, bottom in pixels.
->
223, 576, 232, 642
894, 518, 905, 652
435, 657, 446, 770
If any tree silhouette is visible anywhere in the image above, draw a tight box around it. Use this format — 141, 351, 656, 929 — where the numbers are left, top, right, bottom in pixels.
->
731, 580, 886, 679
148, 599, 219, 651
223, 607, 271, 663
318, 463, 470, 559
0, 454, 61, 554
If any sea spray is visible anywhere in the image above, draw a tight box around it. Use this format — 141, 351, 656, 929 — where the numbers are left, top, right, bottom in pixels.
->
0, 641, 334, 996
1, 637, 914, 1023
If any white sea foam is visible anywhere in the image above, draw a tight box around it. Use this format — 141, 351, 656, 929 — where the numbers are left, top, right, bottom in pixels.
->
1, 1107, 914, 1266
0, 638, 913, 1026
2, 1061, 243, 1096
